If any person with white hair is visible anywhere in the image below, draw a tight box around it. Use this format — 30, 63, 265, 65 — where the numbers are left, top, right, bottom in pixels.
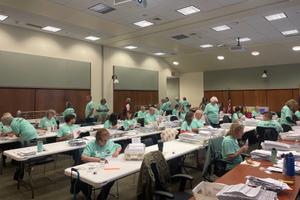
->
204, 96, 220, 128
191, 110, 205, 132
145, 107, 157, 125
38, 109, 57, 130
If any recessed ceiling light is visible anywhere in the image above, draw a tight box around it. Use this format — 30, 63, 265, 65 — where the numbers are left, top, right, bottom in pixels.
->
292, 46, 300, 51
177, 6, 200, 16
217, 56, 224, 60
85, 36, 100, 41
281, 29, 299, 36
238, 37, 251, 42
134, 20, 154, 27
173, 61, 179, 66
251, 51, 260, 56
200, 44, 213, 48
154, 52, 166, 56
124, 45, 137, 50
42, 26, 62, 32
265, 12, 287, 21
0, 14, 8, 21
211, 25, 231, 32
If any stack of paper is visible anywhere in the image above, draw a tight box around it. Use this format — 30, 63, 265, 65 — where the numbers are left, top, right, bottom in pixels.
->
17, 148, 37, 156
261, 141, 296, 151
243, 119, 259, 126
246, 176, 291, 192
179, 133, 210, 145
280, 131, 300, 140
250, 149, 272, 160
216, 183, 277, 200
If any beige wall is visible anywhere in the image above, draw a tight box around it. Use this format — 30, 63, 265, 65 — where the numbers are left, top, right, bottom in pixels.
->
0, 24, 176, 109
180, 72, 204, 107
103, 46, 174, 108
0, 23, 102, 101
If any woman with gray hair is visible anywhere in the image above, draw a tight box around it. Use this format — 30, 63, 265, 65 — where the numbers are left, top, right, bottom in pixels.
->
203, 96, 220, 128
38, 109, 57, 130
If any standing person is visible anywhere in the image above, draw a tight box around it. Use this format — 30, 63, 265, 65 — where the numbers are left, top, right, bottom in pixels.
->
174, 97, 181, 107
63, 101, 76, 118
122, 98, 132, 120
199, 97, 208, 111
81, 129, 122, 200
172, 104, 180, 117
181, 97, 190, 113
280, 99, 298, 132
38, 109, 57, 130
222, 123, 248, 170
159, 98, 167, 115
96, 98, 110, 123
226, 98, 233, 114
204, 96, 220, 128
165, 97, 172, 115
85, 95, 95, 123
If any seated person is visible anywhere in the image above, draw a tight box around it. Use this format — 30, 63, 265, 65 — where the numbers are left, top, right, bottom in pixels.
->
62, 101, 76, 118
295, 110, 300, 120
145, 107, 157, 125
104, 113, 118, 129
251, 106, 259, 118
180, 112, 194, 133
1, 112, 37, 145
81, 128, 121, 200
232, 106, 243, 123
0, 121, 12, 135
38, 109, 57, 130
258, 111, 283, 133
172, 104, 180, 117
136, 106, 148, 119
178, 105, 186, 121
280, 99, 298, 132
222, 123, 248, 170
191, 110, 205, 132
123, 112, 136, 130
57, 114, 80, 142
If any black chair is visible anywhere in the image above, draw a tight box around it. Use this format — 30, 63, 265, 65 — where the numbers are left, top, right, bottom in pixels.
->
170, 116, 178, 121
137, 118, 145, 127
256, 127, 278, 145
166, 110, 172, 116
142, 137, 154, 147
222, 115, 231, 123
134, 112, 138, 118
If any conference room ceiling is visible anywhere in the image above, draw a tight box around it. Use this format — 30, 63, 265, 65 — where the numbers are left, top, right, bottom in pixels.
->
0, 0, 300, 73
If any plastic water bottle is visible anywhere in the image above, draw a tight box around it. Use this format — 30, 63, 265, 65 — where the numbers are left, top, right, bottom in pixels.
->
282, 154, 288, 176
271, 148, 277, 164
37, 140, 43, 153
287, 153, 295, 176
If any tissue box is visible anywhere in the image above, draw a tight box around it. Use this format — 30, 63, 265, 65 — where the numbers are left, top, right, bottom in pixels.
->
124, 143, 145, 160
192, 181, 226, 200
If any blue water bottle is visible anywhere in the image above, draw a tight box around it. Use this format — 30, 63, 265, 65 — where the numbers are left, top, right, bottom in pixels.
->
287, 153, 295, 176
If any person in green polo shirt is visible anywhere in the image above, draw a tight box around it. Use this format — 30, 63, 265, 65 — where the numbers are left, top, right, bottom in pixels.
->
57, 114, 80, 141
81, 128, 121, 200
145, 107, 157, 125
38, 109, 57, 130
181, 97, 190, 113
295, 110, 300, 120
258, 111, 283, 133
204, 96, 220, 128
96, 98, 110, 123
103, 113, 118, 129
191, 110, 205, 132
136, 106, 148, 119
280, 99, 298, 132
180, 112, 194, 133
0, 122, 12, 134
222, 123, 248, 170
123, 112, 136, 130
1, 113, 37, 144
172, 104, 180, 118
232, 106, 243, 123
85, 95, 95, 123
63, 101, 76, 118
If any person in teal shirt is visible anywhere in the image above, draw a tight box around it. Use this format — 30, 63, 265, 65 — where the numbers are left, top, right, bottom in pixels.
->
222, 123, 248, 170
251, 106, 259, 118
57, 114, 80, 141
295, 110, 300, 120
232, 106, 243, 123
280, 99, 298, 132
96, 98, 110, 123
38, 109, 57, 130
204, 96, 220, 128
63, 101, 76, 118
160, 98, 168, 114
136, 106, 148, 119
175, 97, 181, 107
0, 122, 12, 134
258, 111, 283, 133
145, 107, 157, 125
81, 128, 121, 200
181, 97, 190, 112
1, 113, 37, 144
172, 104, 180, 117
123, 112, 136, 130
104, 113, 118, 129
178, 105, 186, 121
191, 110, 205, 131
165, 97, 173, 115
180, 112, 194, 133
85, 95, 95, 123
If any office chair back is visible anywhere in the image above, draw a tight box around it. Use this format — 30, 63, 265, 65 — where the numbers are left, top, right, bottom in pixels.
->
137, 118, 145, 127
222, 115, 231, 123
256, 127, 278, 144
170, 116, 178, 121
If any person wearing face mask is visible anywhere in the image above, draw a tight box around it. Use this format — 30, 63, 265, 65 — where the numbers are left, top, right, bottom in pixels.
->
222, 123, 248, 170
204, 96, 220, 128
81, 128, 122, 200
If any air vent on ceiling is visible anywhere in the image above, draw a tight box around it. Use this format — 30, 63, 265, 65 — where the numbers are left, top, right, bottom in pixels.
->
26, 23, 43, 29
172, 34, 189, 40
89, 3, 115, 14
